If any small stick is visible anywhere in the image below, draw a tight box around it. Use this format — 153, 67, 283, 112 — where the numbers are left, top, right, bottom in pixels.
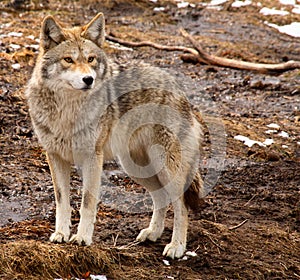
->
244, 194, 257, 207
112, 233, 119, 247
117, 240, 141, 250
207, 235, 224, 252
229, 219, 249, 231
193, 244, 201, 253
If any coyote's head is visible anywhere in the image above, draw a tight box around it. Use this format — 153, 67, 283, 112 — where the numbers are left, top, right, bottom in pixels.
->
39, 13, 108, 91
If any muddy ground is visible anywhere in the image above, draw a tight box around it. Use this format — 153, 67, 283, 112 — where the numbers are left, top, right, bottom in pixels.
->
0, 0, 300, 279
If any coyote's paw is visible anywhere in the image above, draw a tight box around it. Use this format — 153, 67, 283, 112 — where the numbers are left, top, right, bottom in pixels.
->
50, 231, 69, 243
163, 242, 186, 259
69, 234, 92, 246
136, 228, 162, 242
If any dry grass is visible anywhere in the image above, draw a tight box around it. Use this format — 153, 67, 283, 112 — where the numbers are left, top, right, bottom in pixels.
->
0, 241, 115, 279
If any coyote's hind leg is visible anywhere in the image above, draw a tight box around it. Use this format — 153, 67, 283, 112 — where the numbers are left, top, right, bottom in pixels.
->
136, 188, 168, 242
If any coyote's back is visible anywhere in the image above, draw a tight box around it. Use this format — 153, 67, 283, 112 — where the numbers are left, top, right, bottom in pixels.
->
26, 13, 205, 259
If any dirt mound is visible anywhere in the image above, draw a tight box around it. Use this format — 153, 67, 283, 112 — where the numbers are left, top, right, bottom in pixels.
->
0, 241, 112, 279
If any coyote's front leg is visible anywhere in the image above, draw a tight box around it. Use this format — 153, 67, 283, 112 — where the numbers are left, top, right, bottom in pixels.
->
163, 196, 188, 259
70, 152, 103, 245
47, 152, 72, 243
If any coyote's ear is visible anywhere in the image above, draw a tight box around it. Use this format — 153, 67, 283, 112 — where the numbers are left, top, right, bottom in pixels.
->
40, 16, 66, 51
82, 13, 105, 47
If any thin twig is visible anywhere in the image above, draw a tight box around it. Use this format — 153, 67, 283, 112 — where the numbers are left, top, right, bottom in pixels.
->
117, 240, 141, 250
229, 219, 249, 231
207, 235, 224, 252
112, 233, 119, 247
193, 244, 201, 253
201, 228, 224, 252
244, 194, 257, 207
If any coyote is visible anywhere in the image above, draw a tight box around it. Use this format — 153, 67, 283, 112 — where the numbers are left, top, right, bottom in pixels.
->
26, 13, 204, 259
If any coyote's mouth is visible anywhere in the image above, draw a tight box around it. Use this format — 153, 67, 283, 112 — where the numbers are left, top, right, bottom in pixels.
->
82, 85, 93, 90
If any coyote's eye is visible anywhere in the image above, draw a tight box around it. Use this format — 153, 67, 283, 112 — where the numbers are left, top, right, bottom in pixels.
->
64, 57, 73, 63
88, 56, 95, 63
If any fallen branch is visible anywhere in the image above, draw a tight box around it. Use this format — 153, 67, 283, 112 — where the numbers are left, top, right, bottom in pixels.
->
180, 29, 300, 74
106, 34, 198, 55
105, 31, 300, 74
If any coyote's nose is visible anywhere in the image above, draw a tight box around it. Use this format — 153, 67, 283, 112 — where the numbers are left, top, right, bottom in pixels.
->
82, 76, 94, 86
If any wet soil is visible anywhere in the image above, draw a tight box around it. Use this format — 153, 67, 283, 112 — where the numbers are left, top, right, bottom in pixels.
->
0, 0, 300, 279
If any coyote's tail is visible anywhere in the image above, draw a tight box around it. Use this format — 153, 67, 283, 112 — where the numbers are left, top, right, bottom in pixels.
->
184, 171, 205, 211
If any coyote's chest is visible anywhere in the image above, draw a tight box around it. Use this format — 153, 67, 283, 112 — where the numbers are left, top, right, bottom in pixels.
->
33, 91, 88, 162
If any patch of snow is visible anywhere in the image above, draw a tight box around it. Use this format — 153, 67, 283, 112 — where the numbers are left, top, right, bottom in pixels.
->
203, 0, 228, 8
282, 145, 289, 149
0, 23, 12, 29
234, 135, 264, 147
209, 0, 228, 5
26, 35, 35, 40
90, 275, 107, 280
10, 43, 21, 49
266, 22, 300, 37
260, 7, 289, 16
29, 44, 40, 50
234, 135, 274, 148
263, 139, 274, 146
185, 251, 198, 257
279, 0, 295, 5
177, 1, 190, 8
153, 6, 165, 11
292, 5, 300, 13
265, 129, 278, 134
278, 131, 289, 138
12, 63, 21, 70
25, 44, 39, 50
8, 31, 23, 37
232, 0, 252, 7
267, 123, 280, 129
234, 135, 250, 142
163, 259, 171, 266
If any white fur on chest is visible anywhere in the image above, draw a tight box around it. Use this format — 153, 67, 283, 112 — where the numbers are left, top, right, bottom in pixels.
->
33, 89, 89, 162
